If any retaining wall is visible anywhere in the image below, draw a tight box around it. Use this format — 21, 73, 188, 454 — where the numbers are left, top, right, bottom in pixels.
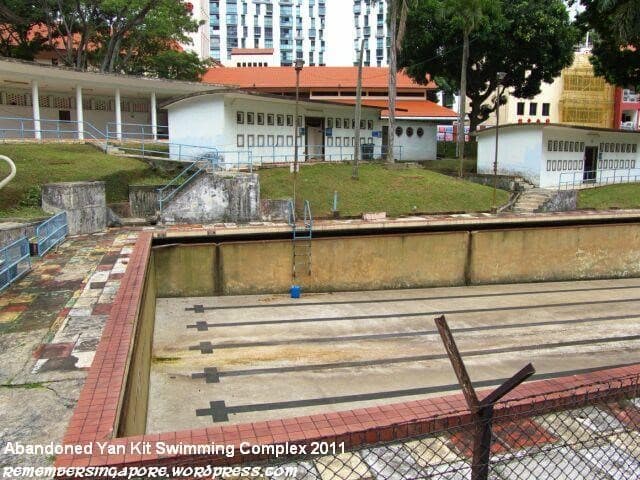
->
41, 181, 106, 234
160, 172, 260, 224
129, 185, 161, 218
153, 223, 640, 297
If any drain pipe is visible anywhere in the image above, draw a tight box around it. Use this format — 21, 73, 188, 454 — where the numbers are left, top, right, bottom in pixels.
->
0, 155, 16, 190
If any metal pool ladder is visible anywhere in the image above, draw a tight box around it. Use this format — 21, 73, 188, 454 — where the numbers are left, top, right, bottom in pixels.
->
288, 200, 313, 279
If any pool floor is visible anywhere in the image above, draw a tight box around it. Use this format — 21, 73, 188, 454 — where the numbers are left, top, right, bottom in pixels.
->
147, 278, 640, 433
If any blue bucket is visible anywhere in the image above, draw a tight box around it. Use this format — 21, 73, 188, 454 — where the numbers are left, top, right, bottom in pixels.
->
290, 285, 301, 299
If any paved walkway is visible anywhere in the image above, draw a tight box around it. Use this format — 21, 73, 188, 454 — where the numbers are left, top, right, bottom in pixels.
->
0, 229, 140, 471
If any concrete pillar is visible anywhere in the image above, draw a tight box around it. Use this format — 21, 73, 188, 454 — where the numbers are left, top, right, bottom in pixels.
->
76, 85, 84, 140
115, 88, 122, 141
31, 81, 41, 140
150, 91, 158, 141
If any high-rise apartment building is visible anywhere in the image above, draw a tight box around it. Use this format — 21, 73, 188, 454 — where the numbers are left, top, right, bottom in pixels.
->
209, 0, 327, 66
183, 0, 211, 60
352, 0, 389, 67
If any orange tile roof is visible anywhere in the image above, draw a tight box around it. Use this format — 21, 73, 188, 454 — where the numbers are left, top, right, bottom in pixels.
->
202, 66, 436, 90
333, 99, 457, 119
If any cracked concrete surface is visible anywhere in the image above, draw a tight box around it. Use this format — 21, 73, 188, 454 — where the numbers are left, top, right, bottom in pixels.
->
0, 230, 139, 477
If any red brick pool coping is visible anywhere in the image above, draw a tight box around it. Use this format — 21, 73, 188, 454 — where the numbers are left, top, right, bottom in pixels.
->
56, 231, 640, 472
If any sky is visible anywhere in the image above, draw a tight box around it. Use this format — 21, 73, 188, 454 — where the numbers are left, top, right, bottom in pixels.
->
324, 1, 354, 67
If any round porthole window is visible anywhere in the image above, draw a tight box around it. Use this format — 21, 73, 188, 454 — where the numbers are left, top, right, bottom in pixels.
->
406, 127, 414, 137
395, 126, 403, 136
417, 127, 424, 137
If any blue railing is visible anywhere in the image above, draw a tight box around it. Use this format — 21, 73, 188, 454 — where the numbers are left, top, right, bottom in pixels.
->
287, 200, 313, 240
0, 116, 105, 141
247, 144, 402, 164
106, 122, 168, 142
34, 211, 68, 257
0, 237, 31, 293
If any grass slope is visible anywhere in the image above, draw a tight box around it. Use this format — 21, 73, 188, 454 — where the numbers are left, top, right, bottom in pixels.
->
0, 144, 171, 218
260, 162, 509, 218
578, 184, 640, 210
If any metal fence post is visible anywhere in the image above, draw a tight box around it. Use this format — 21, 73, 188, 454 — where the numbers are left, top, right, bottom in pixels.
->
435, 315, 535, 480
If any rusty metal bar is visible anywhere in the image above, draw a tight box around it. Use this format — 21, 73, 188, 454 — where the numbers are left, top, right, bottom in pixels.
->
435, 315, 480, 413
435, 315, 536, 480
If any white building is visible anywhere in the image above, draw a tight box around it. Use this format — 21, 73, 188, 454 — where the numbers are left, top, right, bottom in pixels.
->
351, 0, 389, 67
183, 0, 211, 60
0, 58, 220, 141
209, 0, 326, 66
476, 123, 640, 189
228, 48, 278, 67
208, 0, 391, 67
164, 90, 384, 165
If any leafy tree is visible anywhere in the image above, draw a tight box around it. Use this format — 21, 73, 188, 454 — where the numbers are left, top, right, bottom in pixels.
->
575, 0, 640, 88
129, 50, 211, 81
0, 1, 49, 60
1, 1, 208, 79
443, 0, 499, 172
401, 0, 578, 136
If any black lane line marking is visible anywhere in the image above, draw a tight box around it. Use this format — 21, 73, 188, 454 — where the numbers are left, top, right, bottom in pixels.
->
192, 367, 220, 383
186, 300, 640, 352
184, 298, 640, 329
189, 342, 214, 354
185, 284, 640, 312
191, 333, 640, 382
195, 362, 640, 422
196, 401, 228, 422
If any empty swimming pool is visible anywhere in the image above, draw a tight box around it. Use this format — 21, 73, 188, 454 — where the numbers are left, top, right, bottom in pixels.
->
146, 278, 640, 433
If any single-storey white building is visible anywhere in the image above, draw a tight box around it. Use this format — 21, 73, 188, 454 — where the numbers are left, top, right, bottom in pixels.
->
476, 123, 640, 189
164, 90, 385, 166
0, 58, 221, 140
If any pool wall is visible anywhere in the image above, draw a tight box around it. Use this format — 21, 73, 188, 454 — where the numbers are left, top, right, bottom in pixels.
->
116, 253, 156, 437
153, 223, 640, 297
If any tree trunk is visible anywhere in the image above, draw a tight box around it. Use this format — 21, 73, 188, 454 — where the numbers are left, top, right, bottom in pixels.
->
387, 2, 398, 164
353, 38, 366, 180
458, 29, 470, 177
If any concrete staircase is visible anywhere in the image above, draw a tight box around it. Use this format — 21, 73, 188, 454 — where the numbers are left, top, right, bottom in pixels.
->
512, 188, 556, 213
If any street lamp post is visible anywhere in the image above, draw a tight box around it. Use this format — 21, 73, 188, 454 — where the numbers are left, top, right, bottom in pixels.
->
493, 71, 507, 212
293, 59, 305, 207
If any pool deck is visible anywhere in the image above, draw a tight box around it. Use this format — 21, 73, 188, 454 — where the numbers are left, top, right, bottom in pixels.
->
148, 278, 640, 432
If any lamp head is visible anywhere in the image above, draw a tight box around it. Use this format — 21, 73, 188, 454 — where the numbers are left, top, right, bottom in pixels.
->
294, 59, 305, 72
497, 71, 507, 82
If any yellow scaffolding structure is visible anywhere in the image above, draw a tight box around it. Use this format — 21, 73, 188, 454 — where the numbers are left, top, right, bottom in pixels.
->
559, 53, 615, 129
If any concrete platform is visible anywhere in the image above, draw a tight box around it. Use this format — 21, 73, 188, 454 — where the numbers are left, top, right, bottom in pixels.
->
147, 278, 640, 433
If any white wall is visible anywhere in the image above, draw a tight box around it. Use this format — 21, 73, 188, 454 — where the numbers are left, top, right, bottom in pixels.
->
541, 126, 640, 188
228, 96, 382, 164
0, 89, 152, 139
168, 95, 226, 161
478, 125, 640, 188
167, 93, 384, 166
393, 120, 437, 161
228, 53, 277, 67
477, 127, 544, 185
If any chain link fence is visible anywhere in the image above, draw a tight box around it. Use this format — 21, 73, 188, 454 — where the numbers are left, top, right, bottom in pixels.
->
248, 373, 640, 479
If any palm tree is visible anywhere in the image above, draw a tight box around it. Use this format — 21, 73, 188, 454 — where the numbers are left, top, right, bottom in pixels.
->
386, 0, 411, 163
444, 0, 497, 176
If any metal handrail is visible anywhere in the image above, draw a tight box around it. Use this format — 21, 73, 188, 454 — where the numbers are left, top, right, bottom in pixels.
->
0, 155, 16, 190
0, 116, 106, 141
157, 161, 207, 214
106, 122, 169, 142
0, 236, 31, 293
558, 168, 640, 190
35, 211, 68, 257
